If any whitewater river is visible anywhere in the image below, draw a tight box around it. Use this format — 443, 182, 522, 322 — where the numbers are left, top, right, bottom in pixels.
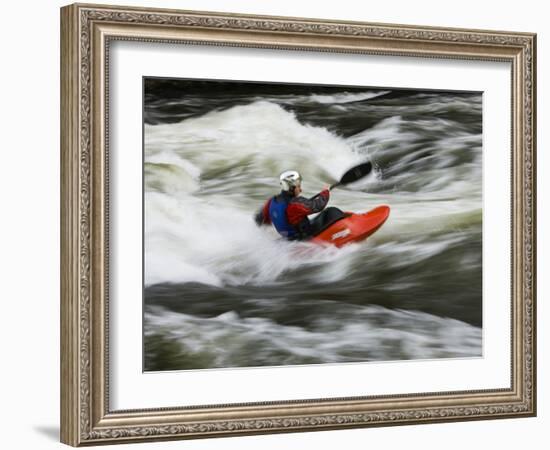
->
143, 79, 483, 371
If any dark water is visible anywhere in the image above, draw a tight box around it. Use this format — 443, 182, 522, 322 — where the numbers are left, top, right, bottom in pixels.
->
143, 78, 482, 371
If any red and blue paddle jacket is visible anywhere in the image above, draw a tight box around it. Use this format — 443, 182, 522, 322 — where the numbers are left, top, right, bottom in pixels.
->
254, 189, 330, 240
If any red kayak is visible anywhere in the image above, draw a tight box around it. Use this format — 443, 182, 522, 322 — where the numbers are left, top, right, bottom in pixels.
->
310, 205, 390, 248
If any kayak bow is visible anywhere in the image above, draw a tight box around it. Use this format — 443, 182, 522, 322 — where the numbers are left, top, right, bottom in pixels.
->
310, 205, 390, 247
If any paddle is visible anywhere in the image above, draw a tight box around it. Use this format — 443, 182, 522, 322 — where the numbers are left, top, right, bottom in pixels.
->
330, 161, 373, 190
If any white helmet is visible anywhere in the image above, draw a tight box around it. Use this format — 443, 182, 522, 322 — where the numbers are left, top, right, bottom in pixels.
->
279, 170, 302, 192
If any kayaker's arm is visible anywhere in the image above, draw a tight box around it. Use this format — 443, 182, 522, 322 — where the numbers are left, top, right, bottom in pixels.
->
254, 198, 272, 226
306, 189, 330, 213
287, 189, 330, 225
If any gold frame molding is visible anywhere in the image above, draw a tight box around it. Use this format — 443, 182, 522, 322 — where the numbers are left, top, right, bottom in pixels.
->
60, 3, 536, 446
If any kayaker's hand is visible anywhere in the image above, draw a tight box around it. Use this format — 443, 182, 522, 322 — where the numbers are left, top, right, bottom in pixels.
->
323, 185, 330, 192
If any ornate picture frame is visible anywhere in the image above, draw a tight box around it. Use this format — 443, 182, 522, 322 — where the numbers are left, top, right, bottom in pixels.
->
60, 3, 536, 446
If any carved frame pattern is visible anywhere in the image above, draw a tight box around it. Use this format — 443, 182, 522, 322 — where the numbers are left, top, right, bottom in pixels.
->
60, 3, 536, 446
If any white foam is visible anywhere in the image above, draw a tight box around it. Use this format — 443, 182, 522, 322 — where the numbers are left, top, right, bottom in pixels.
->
306, 91, 391, 104
144, 99, 481, 287
145, 304, 482, 368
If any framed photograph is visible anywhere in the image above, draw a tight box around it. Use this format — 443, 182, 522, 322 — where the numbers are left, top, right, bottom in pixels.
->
60, 3, 536, 446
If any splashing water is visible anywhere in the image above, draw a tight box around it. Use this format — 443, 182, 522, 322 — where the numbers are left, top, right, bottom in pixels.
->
143, 82, 483, 370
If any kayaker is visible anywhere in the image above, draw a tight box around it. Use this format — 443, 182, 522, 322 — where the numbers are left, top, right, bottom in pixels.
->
254, 170, 346, 240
